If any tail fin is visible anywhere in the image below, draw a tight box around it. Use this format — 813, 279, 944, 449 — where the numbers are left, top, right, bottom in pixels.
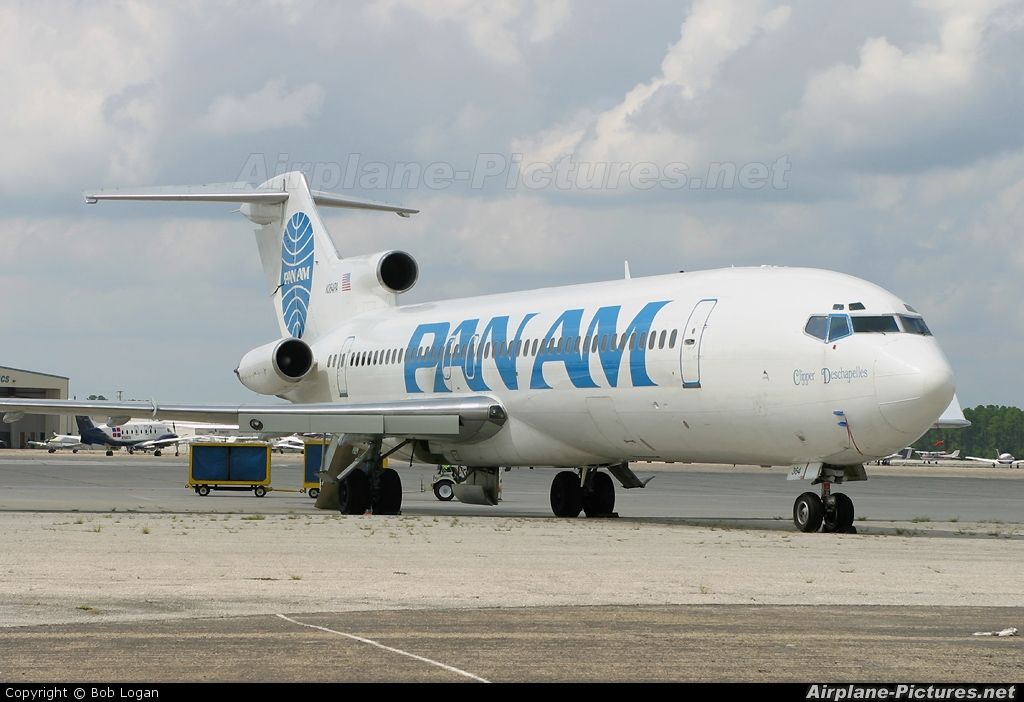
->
948, 449, 960, 459
898, 447, 913, 459
75, 416, 97, 434
84, 172, 417, 341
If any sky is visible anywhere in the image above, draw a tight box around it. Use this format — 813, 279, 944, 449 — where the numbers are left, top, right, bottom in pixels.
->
1, 0, 1022, 407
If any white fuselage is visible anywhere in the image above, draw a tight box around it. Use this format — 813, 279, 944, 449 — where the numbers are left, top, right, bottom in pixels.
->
276, 267, 954, 469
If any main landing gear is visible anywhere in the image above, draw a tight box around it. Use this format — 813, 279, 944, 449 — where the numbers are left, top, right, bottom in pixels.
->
336, 438, 404, 516
550, 468, 616, 518
793, 482, 856, 533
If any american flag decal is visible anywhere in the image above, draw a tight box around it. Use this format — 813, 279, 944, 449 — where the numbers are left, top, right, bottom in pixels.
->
341, 273, 351, 292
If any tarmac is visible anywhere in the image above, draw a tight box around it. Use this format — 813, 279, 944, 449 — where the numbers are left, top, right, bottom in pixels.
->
0, 451, 1021, 682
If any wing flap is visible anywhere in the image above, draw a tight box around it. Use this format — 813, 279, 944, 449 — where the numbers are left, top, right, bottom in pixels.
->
0, 397, 505, 440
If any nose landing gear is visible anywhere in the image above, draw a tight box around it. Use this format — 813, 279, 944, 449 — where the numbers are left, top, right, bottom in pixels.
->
793, 482, 856, 533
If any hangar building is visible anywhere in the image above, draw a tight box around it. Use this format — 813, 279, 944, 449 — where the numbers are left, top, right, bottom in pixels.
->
0, 366, 70, 448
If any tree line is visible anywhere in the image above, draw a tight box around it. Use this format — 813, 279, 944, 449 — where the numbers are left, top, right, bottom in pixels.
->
917, 405, 1024, 457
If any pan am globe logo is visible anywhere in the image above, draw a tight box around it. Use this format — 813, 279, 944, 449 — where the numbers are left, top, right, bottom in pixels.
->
280, 212, 314, 338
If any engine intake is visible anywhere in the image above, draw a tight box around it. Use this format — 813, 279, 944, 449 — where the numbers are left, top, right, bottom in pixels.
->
377, 250, 418, 293
236, 338, 315, 396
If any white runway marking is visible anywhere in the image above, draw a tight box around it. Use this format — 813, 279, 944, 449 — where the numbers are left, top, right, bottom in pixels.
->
275, 613, 490, 682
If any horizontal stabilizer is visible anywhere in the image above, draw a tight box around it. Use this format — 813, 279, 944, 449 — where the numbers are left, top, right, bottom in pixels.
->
83, 183, 418, 216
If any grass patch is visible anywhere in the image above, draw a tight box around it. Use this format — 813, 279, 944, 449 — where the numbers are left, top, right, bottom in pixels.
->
241, 515, 266, 521
290, 574, 302, 581
91, 525, 102, 533
142, 526, 150, 535
910, 516, 931, 523
76, 605, 94, 611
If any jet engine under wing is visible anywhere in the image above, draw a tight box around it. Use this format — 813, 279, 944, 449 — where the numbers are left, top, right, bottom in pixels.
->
0, 397, 507, 443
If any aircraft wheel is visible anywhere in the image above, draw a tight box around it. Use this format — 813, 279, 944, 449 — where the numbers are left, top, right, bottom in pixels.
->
72, 449, 78, 454
154, 450, 162, 457
254, 486, 267, 498
433, 479, 455, 501
823, 492, 855, 533
583, 472, 616, 517
47, 448, 55, 454
338, 470, 370, 515
106, 450, 114, 457
308, 488, 319, 499
197, 485, 210, 497
550, 470, 583, 518
373, 469, 403, 515
793, 492, 824, 532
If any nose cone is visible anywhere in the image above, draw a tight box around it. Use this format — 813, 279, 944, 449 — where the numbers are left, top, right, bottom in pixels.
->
874, 339, 955, 434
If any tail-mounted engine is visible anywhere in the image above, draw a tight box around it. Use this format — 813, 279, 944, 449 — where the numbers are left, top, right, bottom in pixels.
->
235, 338, 315, 396
343, 250, 418, 296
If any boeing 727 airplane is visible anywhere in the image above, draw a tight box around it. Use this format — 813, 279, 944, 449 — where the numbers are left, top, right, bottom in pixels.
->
0, 172, 961, 532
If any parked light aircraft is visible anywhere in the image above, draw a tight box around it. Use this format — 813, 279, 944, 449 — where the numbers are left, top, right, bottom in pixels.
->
27, 434, 86, 453
0, 172, 963, 532
914, 448, 960, 463
965, 452, 1023, 468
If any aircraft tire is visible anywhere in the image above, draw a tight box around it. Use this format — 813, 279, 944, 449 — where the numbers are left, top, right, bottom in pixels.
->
433, 479, 455, 501
583, 471, 615, 517
47, 449, 55, 454
154, 450, 162, 457
373, 469, 403, 515
793, 492, 824, 532
338, 470, 370, 515
823, 492, 855, 533
106, 450, 113, 457
550, 470, 583, 518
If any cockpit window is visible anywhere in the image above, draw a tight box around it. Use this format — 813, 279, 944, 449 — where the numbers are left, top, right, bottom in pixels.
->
827, 314, 852, 342
900, 315, 932, 335
804, 316, 828, 340
851, 316, 899, 333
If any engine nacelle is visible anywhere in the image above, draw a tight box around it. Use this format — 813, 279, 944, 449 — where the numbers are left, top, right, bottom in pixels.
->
343, 250, 418, 295
235, 338, 315, 396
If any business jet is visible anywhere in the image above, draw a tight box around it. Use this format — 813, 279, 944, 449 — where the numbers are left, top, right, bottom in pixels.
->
74, 416, 179, 456
965, 452, 1023, 468
0, 172, 962, 532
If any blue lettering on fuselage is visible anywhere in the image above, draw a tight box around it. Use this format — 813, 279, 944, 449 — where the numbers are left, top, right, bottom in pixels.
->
403, 301, 670, 393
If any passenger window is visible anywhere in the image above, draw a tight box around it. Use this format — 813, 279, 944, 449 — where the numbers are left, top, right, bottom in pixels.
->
658, 330, 667, 349
668, 330, 678, 348
827, 314, 852, 342
648, 333, 656, 351
637, 331, 647, 349
398, 349, 404, 363
804, 316, 827, 340
531, 339, 539, 356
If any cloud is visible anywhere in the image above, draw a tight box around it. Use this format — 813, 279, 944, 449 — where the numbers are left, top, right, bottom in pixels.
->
199, 79, 325, 134
0, 3, 173, 192
367, 0, 571, 63
789, 0, 1022, 169
512, 0, 790, 168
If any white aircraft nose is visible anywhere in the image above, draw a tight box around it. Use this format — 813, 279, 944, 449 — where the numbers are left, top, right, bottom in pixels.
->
874, 339, 955, 434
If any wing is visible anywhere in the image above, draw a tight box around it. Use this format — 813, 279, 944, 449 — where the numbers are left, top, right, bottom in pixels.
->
0, 396, 507, 442
134, 437, 182, 450
965, 456, 997, 464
